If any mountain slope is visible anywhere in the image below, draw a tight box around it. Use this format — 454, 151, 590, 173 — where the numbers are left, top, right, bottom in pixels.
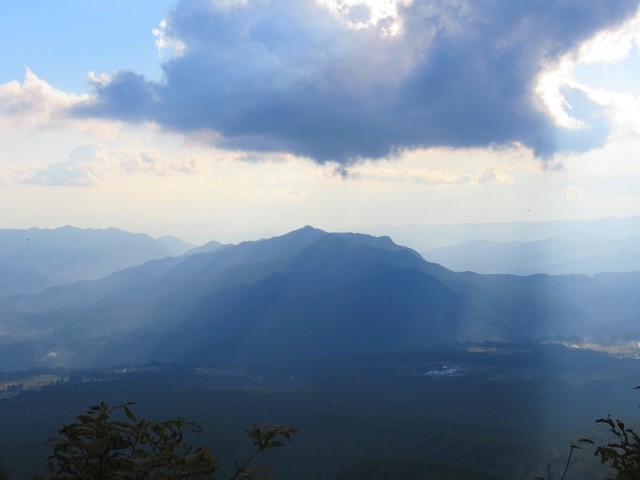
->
1, 227, 639, 369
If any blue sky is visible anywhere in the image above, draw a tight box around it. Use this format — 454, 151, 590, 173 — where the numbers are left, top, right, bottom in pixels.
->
0, 1, 175, 91
1, 0, 640, 244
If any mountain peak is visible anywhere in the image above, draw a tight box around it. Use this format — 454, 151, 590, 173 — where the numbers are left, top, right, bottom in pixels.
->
282, 225, 326, 237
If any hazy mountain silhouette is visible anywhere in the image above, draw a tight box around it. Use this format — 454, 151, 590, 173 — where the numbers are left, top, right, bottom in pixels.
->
0, 226, 192, 296
362, 216, 640, 250
1, 226, 639, 369
185, 240, 228, 255
423, 233, 640, 275
156, 235, 196, 255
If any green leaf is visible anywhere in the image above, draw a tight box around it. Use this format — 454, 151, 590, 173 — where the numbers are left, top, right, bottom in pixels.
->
85, 439, 110, 457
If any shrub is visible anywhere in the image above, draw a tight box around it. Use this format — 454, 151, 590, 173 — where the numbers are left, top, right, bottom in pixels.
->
35, 402, 297, 480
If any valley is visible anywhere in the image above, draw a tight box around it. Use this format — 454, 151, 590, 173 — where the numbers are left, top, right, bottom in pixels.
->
1, 223, 640, 479
0, 342, 638, 479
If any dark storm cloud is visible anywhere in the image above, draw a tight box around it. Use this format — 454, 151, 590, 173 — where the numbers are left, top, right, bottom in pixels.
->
75, 0, 640, 163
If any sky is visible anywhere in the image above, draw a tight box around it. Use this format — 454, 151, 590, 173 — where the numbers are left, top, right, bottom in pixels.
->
1, 0, 640, 244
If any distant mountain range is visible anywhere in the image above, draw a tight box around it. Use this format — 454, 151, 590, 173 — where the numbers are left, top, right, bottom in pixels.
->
423, 233, 640, 275
362, 217, 640, 275
1, 226, 639, 370
362, 217, 640, 248
0, 226, 195, 296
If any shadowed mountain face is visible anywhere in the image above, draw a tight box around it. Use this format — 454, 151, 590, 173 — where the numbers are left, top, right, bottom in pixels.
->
1, 226, 639, 370
0, 226, 194, 296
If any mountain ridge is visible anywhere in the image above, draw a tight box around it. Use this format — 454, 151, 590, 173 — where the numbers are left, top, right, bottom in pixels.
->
1, 226, 639, 370
0, 226, 195, 296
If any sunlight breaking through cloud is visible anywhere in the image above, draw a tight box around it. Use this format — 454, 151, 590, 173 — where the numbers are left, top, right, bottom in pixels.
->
74, 0, 639, 164
316, 0, 411, 35
536, 7, 640, 135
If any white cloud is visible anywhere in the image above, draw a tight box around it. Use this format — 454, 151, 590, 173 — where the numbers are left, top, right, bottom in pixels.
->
152, 19, 186, 59
0, 68, 124, 137
536, 8, 640, 136
536, 62, 586, 129
87, 71, 113, 88
578, 88, 640, 140
0, 68, 88, 131
317, 0, 411, 35
120, 149, 204, 175
352, 160, 514, 186
210, 0, 250, 11
23, 144, 118, 186
6, 144, 205, 187
475, 167, 514, 185
575, 10, 640, 64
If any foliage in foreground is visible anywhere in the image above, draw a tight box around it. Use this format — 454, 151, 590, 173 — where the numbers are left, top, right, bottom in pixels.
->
583, 415, 640, 480
538, 386, 640, 480
33, 402, 297, 480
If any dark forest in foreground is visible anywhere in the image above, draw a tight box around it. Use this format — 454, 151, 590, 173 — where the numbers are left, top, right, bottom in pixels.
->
1, 343, 638, 480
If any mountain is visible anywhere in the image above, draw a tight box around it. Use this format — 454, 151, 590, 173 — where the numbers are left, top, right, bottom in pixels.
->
422, 233, 640, 275
185, 240, 228, 255
0, 226, 190, 296
362, 216, 640, 248
156, 235, 196, 255
1, 226, 640, 370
